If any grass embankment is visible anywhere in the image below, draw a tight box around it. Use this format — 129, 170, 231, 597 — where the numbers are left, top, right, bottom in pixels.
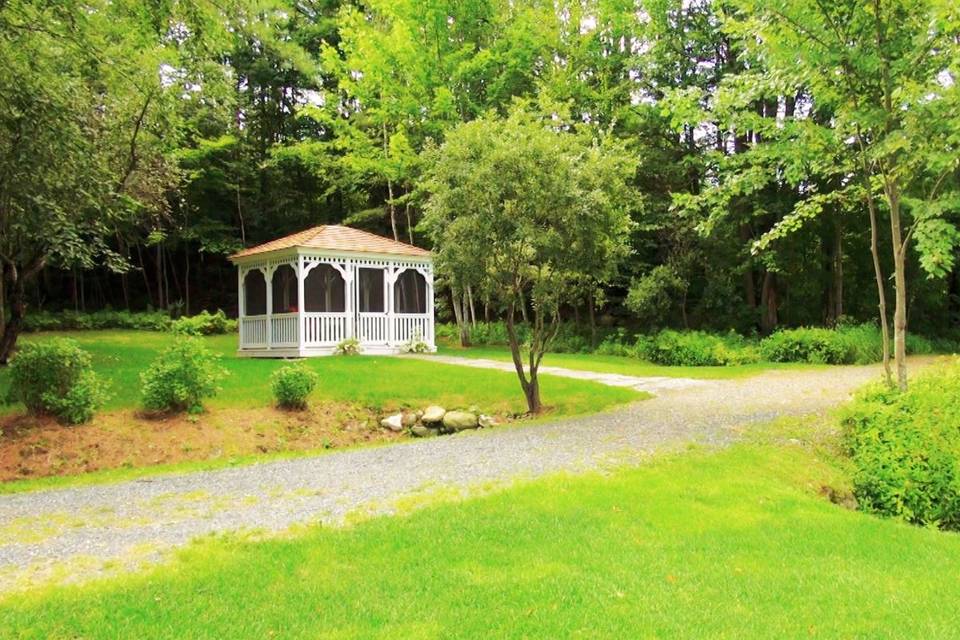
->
437, 344, 825, 379
3, 441, 958, 638
0, 331, 642, 488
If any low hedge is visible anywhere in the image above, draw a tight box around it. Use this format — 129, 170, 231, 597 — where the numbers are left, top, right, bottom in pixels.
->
843, 359, 960, 530
22, 310, 236, 335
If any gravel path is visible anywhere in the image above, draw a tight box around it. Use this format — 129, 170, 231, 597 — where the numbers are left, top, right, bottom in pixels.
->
0, 361, 888, 592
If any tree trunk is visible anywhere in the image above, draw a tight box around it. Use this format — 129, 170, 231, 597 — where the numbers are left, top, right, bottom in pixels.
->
450, 286, 470, 347
588, 291, 597, 348
759, 271, 778, 335
466, 284, 477, 328
0, 270, 5, 336
504, 298, 540, 414
0, 258, 44, 364
889, 190, 908, 390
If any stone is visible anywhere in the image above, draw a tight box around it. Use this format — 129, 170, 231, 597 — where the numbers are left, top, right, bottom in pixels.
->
422, 405, 446, 424
478, 414, 496, 428
411, 425, 439, 438
442, 410, 479, 431
380, 413, 403, 432
401, 412, 418, 428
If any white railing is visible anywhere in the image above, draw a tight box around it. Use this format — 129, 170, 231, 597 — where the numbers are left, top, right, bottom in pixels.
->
393, 314, 432, 346
357, 313, 389, 344
270, 312, 299, 347
303, 312, 349, 346
241, 316, 268, 347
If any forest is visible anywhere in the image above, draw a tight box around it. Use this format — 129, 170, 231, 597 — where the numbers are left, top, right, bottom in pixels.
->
2, 0, 959, 370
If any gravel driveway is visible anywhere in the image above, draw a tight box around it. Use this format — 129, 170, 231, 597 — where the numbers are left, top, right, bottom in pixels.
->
0, 361, 887, 592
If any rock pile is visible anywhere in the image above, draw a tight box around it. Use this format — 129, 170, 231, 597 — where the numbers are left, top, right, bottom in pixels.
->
380, 405, 497, 437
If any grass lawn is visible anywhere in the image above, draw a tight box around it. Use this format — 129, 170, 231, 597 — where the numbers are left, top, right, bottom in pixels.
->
0, 331, 643, 489
3, 442, 958, 638
0, 331, 641, 416
437, 343, 826, 379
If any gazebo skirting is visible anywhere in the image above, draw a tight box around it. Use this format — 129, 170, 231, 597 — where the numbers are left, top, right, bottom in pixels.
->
236, 253, 435, 357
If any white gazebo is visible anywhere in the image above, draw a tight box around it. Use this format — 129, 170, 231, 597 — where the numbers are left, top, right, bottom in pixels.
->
229, 225, 435, 357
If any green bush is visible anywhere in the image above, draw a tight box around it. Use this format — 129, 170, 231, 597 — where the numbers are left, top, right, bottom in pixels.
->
759, 327, 854, 364
23, 310, 173, 332
140, 338, 228, 414
170, 309, 237, 336
270, 362, 319, 410
4, 338, 107, 424
636, 330, 759, 366
843, 359, 960, 530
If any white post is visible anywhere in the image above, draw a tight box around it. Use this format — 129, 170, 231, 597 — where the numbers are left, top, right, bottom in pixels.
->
297, 255, 305, 356
346, 260, 355, 340
265, 265, 274, 351
237, 267, 244, 349
427, 266, 435, 349
386, 265, 396, 347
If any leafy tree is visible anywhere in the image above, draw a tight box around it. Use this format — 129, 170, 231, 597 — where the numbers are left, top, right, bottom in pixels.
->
422, 107, 634, 412
722, 0, 960, 388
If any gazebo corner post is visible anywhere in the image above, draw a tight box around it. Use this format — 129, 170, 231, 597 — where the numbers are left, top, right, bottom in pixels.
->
265, 264, 274, 352
427, 267, 436, 350
297, 254, 305, 357
237, 265, 244, 351
386, 264, 398, 349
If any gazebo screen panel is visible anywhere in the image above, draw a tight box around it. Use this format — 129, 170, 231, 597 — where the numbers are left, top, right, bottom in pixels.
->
394, 269, 427, 314
271, 264, 299, 313
358, 267, 385, 312
244, 270, 267, 316
304, 264, 346, 312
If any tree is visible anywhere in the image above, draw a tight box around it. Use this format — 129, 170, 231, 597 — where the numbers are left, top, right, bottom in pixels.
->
723, 0, 960, 389
422, 107, 634, 412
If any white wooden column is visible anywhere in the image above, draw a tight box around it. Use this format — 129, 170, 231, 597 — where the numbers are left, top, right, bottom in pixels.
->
265, 265, 275, 350
296, 255, 305, 355
346, 259, 355, 339
386, 264, 397, 347
237, 267, 245, 348
426, 267, 435, 348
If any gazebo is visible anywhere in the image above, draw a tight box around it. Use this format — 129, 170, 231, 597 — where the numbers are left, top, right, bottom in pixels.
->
228, 225, 435, 357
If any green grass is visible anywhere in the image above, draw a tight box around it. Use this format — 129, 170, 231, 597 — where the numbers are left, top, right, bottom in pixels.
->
437, 344, 827, 379
0, 331, 641, 416
3, 443, 959, 638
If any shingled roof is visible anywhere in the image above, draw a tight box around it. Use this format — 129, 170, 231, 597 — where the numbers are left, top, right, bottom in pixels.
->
229, 225, 430, 260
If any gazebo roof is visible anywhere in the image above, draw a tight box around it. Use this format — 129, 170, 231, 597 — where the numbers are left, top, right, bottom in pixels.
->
229, 225, 430, 261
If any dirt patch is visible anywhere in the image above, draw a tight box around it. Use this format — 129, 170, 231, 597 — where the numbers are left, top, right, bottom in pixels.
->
0, 403, 399, 482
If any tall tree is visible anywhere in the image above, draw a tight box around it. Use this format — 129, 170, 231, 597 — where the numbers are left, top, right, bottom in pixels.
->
422, 107, 634, 412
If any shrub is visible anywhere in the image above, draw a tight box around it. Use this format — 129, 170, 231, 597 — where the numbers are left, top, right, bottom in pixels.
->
170, 310, 237, 335
4, 338, 107, 424
140, 339, 228, 414
270, 362, 319, 410
334, 337, 361, 355
23, 310, 173, 332
637, 330, 759, 366
759, 327, 854, 364
399, 330, 431, 354
595, 329, 633, 357
842, 359, 960, 530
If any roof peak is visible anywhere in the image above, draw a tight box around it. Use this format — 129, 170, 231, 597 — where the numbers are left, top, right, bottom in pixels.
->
230, 224, 430, 260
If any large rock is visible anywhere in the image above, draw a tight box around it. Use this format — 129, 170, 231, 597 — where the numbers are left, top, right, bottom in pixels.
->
401, 412, 418, 428
380, 413, 403, 432
442, 410, 479, 431
411, 425, 439, 438
478, 414, 496, 428
421, 405, 446, 424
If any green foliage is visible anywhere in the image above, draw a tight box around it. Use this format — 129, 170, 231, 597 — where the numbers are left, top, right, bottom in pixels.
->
399, 331, 431, 354
636, 330, 760, 367
23, 310, 173, 333
843, 360, 960, 530
334, 337, 361, 356
170, 310, 237, 336
140, 339, 228, 414
4, 338, 106, 424
760, 327, 856, 365
270, 362, 319, 410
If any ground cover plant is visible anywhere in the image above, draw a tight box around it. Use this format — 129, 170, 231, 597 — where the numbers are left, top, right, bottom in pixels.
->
843, 358, 960, 530
0, 331, 642, 484
3, 443, 959, 638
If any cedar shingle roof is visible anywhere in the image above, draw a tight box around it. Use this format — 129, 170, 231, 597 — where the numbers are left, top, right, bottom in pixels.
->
229, 225, 430, 260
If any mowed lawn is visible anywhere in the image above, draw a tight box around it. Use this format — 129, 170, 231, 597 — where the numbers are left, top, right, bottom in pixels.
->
3, 444, 959, 638
0, 331, 642, 417
436, 344, 825, 380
